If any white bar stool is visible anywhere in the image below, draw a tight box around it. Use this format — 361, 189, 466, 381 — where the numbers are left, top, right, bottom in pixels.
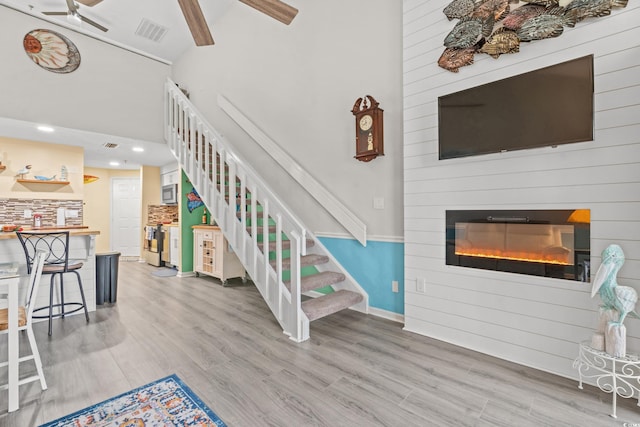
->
0, 249, 49, 407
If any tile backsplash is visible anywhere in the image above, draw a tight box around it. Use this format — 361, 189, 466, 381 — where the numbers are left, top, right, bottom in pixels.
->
0, 198, 83, 227
147, 204, 179, 224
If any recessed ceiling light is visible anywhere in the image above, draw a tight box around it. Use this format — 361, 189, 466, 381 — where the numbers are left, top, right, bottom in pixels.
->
132, 147, 144, 152
37, 125, 55, 132
109, 161, 120, 166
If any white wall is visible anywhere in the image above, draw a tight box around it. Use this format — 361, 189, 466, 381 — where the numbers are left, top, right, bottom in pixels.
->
171, 0, 403, 239
403, 0, 640, 378
0, 7, 170, 143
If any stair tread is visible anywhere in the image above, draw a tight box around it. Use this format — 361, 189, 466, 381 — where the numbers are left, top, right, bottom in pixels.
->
271, 254, 329, 269
302, 290, 364, 322
285, 271, 345, 293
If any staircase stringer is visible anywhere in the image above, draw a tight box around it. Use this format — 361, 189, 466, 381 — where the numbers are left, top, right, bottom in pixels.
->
164, 79, 368, 341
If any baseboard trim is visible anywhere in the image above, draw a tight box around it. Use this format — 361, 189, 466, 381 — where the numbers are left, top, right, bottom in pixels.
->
177, 271, 196, 278
368, 306, 405, 323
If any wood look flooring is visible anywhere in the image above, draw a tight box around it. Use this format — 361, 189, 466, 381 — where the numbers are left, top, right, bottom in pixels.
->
1, 261, 639, 426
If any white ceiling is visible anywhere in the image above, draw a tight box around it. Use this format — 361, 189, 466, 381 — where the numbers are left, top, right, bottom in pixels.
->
0, 117, 177, 170
1, 0, 237, 170
1, 0, 235, 63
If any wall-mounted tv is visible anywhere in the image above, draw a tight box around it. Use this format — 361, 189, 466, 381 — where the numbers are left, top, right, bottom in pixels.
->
438, 55, 594, 160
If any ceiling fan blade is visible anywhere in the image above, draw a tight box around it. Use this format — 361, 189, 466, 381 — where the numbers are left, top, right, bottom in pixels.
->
75, 0, 104, 6
239, 0, 298, 25
177, 0, 215, 46
79, 14, 109, 32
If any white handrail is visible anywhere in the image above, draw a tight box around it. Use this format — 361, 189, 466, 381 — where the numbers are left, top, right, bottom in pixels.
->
217, 94, 368, 246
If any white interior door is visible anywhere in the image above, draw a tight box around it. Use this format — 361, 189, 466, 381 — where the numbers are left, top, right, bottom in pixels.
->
111, 177, 141, 257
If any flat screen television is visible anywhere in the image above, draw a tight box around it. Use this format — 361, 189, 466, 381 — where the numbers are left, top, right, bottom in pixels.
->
438, 55, 594, 160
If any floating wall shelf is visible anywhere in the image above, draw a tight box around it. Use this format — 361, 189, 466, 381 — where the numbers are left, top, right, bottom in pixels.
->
17, 179, 70, 185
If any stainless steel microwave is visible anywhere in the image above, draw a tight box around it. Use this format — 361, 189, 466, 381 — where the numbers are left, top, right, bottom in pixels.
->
162, 184, 178, 205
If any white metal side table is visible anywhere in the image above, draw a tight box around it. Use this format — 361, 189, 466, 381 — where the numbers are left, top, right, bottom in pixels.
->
573, 341, 640, 418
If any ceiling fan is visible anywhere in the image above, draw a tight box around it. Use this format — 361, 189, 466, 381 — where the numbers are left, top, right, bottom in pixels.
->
42, 0, 108, 32
67, 0, 299, 46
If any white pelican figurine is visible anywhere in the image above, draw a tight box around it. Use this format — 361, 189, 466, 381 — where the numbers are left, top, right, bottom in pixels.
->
16, 164, 32, 179
592, 244, 639, 325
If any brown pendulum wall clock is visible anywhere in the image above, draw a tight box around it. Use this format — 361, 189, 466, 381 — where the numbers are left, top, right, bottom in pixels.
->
351, 95, 384, 162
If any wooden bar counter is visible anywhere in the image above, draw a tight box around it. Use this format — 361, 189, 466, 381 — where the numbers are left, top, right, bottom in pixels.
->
0, 227, 100, 315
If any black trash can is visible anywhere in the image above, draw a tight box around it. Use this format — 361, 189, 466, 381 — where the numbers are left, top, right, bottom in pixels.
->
96, 251, 121, 305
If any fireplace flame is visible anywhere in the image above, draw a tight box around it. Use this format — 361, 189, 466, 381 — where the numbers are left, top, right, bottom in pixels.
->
455, 248, 572, 265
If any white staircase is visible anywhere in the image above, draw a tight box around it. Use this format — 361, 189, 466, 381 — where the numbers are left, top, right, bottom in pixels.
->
164, 79, 368, 342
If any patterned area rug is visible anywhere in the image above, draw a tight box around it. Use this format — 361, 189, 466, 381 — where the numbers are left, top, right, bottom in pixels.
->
40, 374, 226, 427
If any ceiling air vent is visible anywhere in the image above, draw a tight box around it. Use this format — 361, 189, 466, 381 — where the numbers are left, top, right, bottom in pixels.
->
103, 142, 119, 149
135, 19, 169, 43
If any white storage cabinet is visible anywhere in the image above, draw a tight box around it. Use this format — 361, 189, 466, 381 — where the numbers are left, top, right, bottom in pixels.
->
193, 226, 244, 285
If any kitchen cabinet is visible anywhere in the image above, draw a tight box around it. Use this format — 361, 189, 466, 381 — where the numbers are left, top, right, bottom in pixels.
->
193, 226, 244, 285
169, 226, 180, 267
160, 224, 180, 268
161, 170, 179, 186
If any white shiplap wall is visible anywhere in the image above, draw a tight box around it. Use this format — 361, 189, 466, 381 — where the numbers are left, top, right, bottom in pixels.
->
403, 0, 640, 378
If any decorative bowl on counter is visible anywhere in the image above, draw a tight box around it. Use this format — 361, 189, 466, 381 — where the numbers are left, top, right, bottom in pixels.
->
1, 225, 21, 232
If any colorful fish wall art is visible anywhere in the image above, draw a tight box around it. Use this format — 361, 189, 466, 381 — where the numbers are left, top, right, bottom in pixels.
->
439, 0, 630, 73
186, 187, 204, 212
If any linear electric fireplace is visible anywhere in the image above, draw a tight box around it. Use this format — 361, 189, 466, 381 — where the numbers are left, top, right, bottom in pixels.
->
446, 210, 590, 281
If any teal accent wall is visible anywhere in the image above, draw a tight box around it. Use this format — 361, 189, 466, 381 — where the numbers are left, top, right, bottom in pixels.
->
318, 237, 404, 314
180, 170, 205, 272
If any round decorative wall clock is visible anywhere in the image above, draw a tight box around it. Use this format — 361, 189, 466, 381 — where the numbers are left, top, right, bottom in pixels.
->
23, 29, 81, 74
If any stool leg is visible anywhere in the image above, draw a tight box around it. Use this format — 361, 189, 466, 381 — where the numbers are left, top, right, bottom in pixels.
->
60, 274, 65, 319
26, 326, 47, 390
74, 271, 90, 322
48, 275, 55, 336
